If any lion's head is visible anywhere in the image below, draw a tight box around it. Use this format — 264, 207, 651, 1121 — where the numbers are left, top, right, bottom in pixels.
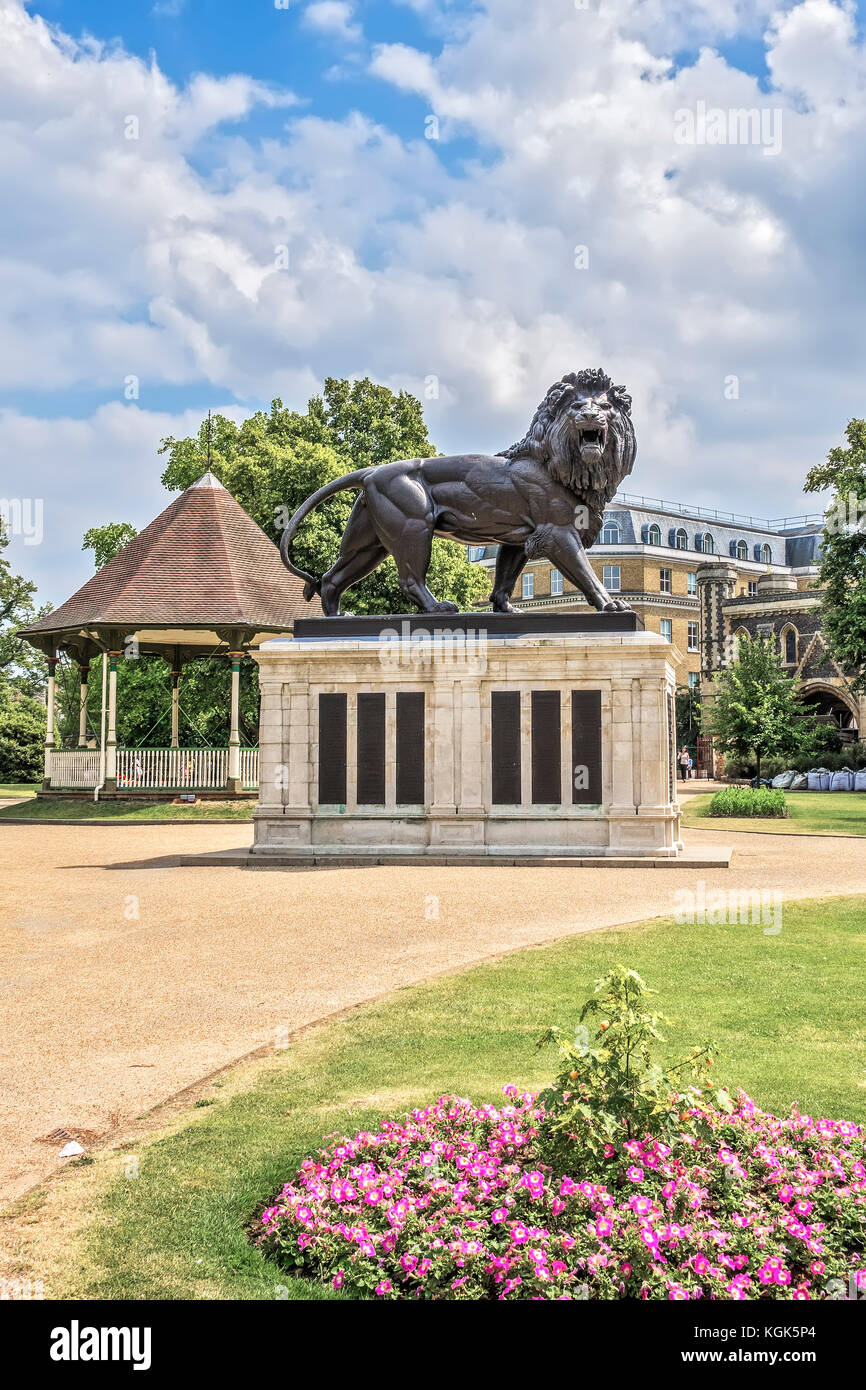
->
499, 369, 636, 539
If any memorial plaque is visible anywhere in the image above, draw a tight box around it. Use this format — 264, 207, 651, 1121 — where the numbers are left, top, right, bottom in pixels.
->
357, 692, 386, 805
318, 692, 347, 804
491, 690, 521, 804
531, 691, 561, 804
396, 692, 425, 804
572, 689, 602, 804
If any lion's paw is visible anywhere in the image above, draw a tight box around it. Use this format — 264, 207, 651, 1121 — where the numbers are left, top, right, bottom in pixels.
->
431, 601, 460, 614
602, 599, 632, 613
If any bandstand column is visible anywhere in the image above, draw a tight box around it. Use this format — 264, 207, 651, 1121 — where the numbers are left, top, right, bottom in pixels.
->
227, 651, 242, 792
170, 648, 181, 748
105, 649, 120, 788
42, 652, 57, 789
77, 663, 89, 747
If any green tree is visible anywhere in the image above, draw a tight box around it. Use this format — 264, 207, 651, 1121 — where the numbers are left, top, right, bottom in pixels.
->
0, 522, 48, 697
158, 378, 489, 615
675, 683, 700, 747
82, 522, 138, 570
804, 417, 866, 690
0, 684, 45, 781
700, 635, 818, 783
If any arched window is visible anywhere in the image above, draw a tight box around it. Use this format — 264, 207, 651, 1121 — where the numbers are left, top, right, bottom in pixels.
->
736, 539, 748, 560
602, 520, 621, 545
783, 626, 798, 666
760, 543, 772, 564
702, 533, 714, 553
732, 627, 749, 663
675, 528, 688, 550
647, 524, 662, 546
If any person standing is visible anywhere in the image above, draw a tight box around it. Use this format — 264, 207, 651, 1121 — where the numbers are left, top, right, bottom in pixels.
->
678, 746, 689, 780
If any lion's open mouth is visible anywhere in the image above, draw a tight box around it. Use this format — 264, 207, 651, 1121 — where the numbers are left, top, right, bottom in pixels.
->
577, 426, 606, 460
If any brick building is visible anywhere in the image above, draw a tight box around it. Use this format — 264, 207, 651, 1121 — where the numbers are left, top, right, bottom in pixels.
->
468, 492, 863, 742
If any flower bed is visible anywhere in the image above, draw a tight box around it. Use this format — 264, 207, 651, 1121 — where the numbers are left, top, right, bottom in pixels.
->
257, 1089, 866, 1300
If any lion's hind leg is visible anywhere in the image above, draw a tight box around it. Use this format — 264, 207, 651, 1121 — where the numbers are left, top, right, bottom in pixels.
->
319, 497, 387, 615
364, 473, 458, 614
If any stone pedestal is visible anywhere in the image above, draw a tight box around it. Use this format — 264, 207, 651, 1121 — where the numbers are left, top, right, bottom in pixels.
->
252, 614, 682, 862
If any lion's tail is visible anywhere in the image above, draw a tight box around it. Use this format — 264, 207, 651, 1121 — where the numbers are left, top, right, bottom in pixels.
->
279, 468, 373, 599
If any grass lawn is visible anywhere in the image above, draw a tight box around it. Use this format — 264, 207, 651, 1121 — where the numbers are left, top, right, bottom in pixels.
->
13, 894, 864, 1302
0, 797, 253, 822
0, 783, 38, 798
684, 790, 866, 836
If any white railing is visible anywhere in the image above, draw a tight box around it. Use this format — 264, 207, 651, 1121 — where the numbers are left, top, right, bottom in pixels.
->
49, 749, 100, 788
116, 747, 228, 789
47, 746, 260, 791
239, 747, 259, 788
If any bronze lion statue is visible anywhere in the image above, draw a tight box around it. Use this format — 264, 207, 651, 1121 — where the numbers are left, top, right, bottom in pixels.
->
280, 368, 637, 615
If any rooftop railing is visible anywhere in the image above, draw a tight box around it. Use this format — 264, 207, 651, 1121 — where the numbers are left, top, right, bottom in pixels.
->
612, 493, 823, 533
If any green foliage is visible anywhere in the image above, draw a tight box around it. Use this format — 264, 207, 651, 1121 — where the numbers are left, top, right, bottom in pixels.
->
701, 635, 819, 782
675, 683, 700, 745
82, 522, 138, 570
0, 523, 48, 696
805, 417, 866, 691
537, 966, 723, 1179
707, 786, 789, 818
54, 651, 260, 751
725, 736, 861, 779
0, 684, 45, 780
157, 378, 489, 615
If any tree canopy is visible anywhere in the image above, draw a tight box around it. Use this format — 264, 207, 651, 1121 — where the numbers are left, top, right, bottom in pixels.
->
804, 417, 866, 691
158, 377, 490, 616
0, 522, 48, 697
700, 635, 819, 781
82, 522, 138, 571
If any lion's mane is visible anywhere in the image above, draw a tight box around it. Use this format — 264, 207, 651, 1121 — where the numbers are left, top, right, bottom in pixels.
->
498, 369, 637, 546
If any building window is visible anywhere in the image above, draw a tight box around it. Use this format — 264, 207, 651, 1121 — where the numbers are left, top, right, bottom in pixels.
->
550, 568, 563, 596
736, 539, 748, 560
748, 581, 758, 597
760, 543, 772, 564
688, 621, 699, 650
660, 567, 672, 594
603, 564, 621, 592
467, 545, 486, 562
522, 572, 534, 599
675, 528, 688, 550
783, 626, 798, 665
647, 524, 662, 546
688, 671, 700, 690
602, 519, 621, 544
660, 619, 673, 642
687, 571, 697, 595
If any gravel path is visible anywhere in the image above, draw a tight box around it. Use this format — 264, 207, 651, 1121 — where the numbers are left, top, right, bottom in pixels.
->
2, 820, 866, 1203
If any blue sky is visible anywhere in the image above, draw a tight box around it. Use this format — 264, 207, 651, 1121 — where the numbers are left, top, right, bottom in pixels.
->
3, 0, 866, 602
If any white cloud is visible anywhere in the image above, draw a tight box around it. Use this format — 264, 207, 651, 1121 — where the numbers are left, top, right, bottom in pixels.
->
303, 2, 362, 43
5, 0, 866, 603
0, 402, 247, 605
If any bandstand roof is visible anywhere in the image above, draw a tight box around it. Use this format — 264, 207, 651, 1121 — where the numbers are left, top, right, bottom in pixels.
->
20, 472, 321, 656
